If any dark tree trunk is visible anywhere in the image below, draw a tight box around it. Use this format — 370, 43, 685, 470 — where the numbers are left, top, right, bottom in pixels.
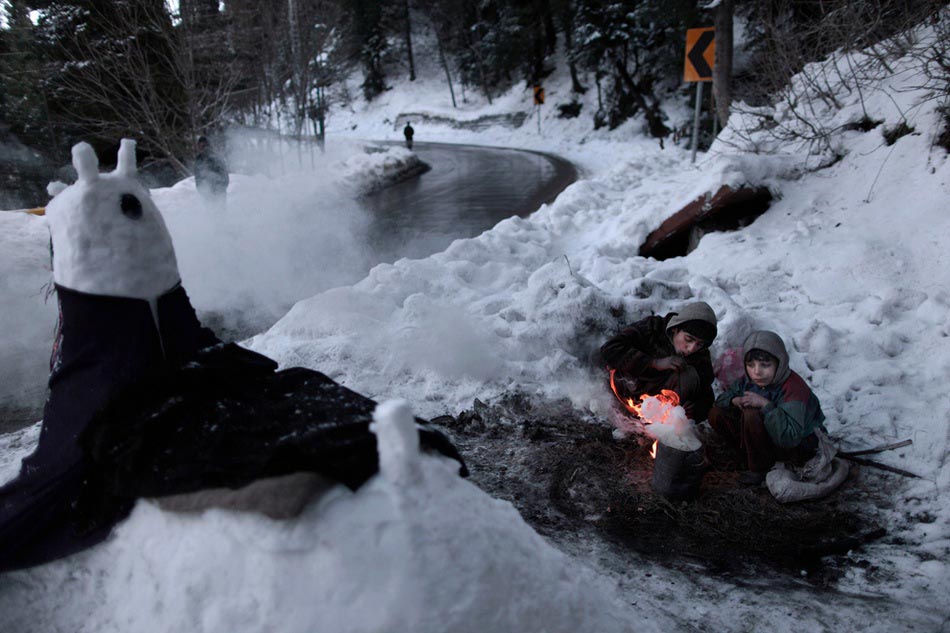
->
404, 0, 416, 81
613, 58, 669, 138
713, 0, 734, 128
435, 29, 457, 108
540, 0, 557, 54
561, 0, 586, 94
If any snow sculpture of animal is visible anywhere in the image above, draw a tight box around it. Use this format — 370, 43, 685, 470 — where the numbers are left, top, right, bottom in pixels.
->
47, 139, 180, 302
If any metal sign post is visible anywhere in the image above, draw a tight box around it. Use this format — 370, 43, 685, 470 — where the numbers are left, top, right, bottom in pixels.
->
690, 82, 704, 164
533, 85, 545, 136
683, 27, 715, 164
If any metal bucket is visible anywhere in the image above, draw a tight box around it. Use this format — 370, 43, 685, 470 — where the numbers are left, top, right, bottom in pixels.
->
651, 442, 705, 500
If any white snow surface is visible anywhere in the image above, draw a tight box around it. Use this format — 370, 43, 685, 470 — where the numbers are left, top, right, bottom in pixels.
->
2, 19, 950, 633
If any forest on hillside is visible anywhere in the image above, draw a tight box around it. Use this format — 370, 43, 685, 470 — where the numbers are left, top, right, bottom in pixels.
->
0, 0, 947, 178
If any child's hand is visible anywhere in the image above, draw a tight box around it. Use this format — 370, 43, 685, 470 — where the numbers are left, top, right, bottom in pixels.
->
652, 356, 686, 372
736, 392, 770, 409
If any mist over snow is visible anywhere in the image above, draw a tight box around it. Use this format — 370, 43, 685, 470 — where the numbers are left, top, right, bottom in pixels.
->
2, 14, 950, 633
0, 212, 56, 423
161, 138, 431, 335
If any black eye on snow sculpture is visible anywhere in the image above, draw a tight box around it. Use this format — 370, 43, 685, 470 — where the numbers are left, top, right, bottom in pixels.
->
120, 193, 143, 219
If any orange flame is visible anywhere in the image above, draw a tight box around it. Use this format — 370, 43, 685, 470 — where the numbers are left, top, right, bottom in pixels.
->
608, 370, 680, 417
609, 370, 680, 460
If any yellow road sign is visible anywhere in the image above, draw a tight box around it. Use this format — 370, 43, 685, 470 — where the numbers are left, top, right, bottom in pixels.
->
533, 85, 545, 105
684, 27, 715, 82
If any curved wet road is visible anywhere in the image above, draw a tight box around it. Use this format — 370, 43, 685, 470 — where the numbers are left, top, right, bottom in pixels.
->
364, 142, 576, 263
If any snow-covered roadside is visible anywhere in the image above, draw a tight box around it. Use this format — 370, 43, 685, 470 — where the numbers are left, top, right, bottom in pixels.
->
0, 211, 57, 425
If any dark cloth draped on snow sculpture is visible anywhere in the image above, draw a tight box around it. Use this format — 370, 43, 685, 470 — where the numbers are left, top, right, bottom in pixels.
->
83, 343, 467, 498
0, 283, 219, 572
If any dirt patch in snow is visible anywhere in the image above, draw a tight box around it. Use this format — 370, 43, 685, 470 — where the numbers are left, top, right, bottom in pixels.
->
434, 393, 889, 586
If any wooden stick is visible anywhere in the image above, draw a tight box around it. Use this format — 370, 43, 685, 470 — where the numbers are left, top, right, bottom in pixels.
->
839, 454, 921, 479
840, 439, 912, 457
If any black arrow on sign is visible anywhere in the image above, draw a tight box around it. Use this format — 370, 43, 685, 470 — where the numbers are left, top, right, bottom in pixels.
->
687, 30, 715, 79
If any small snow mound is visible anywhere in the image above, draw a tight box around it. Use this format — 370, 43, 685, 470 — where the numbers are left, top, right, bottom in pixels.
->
371, 399, 422, 485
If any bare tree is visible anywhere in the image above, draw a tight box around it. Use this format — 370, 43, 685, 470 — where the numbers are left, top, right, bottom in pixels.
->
45, 1, 240, 173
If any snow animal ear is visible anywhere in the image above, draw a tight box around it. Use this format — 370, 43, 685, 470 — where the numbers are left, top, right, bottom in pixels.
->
72, 142, 99, 184
47, 181, 68, 197
116, 138, 137, 177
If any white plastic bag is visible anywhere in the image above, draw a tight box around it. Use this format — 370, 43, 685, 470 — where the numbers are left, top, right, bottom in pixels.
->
766, 430, 850, 503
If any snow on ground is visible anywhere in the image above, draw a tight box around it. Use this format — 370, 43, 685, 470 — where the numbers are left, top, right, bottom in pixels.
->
2, 17, 949, 633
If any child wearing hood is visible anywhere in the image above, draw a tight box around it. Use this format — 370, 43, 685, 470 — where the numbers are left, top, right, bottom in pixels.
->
709, 330, 826, 486
597, 301, 718, 422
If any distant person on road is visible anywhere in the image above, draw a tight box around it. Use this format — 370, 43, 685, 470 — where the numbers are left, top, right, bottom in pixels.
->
593, 301, 718, 423
403, 122, 414, 150
194, 135, 229, 202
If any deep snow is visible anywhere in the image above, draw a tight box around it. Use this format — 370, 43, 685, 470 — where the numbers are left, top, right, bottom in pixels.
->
1, 15, 949, 633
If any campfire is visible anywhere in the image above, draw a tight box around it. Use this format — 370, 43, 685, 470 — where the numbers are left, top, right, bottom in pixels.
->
608, 368, 701, 452
608, 370, 705, 500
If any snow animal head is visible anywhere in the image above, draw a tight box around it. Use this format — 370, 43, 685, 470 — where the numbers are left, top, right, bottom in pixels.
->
46, 139, 180, 299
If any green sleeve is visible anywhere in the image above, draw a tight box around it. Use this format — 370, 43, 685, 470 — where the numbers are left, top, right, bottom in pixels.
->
763, 401, 808, 448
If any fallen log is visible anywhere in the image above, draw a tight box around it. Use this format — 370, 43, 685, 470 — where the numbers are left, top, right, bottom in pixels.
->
639, 184, 772, 259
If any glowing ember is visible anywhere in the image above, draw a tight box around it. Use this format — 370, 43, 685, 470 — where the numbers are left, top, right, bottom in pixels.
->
649, 440, 658, 459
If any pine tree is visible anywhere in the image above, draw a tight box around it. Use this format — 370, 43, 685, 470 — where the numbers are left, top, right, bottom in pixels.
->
351, 0, 388, 100
0, 0, 55, 151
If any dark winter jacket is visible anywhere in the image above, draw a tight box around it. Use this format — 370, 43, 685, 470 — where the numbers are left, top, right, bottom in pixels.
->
714, 330, 826, 448
0, 283, 218, 572
600, 312, 715, 420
